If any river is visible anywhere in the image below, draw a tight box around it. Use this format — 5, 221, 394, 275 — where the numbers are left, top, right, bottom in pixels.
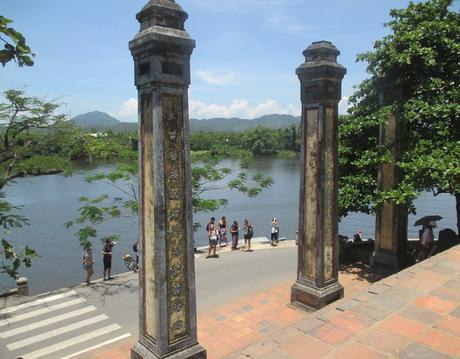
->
1, 157, 457, 294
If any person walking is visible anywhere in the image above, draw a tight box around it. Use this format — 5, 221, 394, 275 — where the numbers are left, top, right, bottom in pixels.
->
82, 245, 94, 285
133, 240, 140, 272
218, 216, 228, 247
102, 238, 117, 281
417, 221, 436, 262
271, 218, 279, 247
243, 219, 254, 252
230, 220, 239, 250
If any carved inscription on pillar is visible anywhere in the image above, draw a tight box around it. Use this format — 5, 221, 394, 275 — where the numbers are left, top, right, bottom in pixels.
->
141, 94, 156, 340
324, 107, 335, 281
162, 94, 189, 343
303, 108, 319, 281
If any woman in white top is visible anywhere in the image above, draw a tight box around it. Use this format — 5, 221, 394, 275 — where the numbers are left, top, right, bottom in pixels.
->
271, 218, 279, 247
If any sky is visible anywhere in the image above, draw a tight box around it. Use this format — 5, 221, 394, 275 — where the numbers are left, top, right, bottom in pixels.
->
1, 0, 451, 122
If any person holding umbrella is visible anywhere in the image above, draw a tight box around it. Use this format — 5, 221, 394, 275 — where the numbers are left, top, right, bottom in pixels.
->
415, 216, 441, 262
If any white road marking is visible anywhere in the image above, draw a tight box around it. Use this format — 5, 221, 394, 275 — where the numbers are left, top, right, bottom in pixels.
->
0, 291, 77, 316
7, 314, 109, 350
0, 306, 96, 339
20, 324, 121, 359
61, 333, 132, 359
0, 298, 85, 327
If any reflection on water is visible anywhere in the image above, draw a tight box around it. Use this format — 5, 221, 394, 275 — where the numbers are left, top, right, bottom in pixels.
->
2, 157, 456, 294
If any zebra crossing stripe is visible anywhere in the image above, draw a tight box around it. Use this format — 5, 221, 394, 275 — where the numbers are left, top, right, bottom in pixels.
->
0, 306, 97, 339
0, 298, 85, 327
20, 323, 121, 359
61, 333, 132, 359
6, 314, 109, 351
0, 291, 78, 316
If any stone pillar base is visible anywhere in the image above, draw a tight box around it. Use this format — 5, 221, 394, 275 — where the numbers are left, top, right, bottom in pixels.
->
291, 281, 343, 311
369, 250, 403, 272
132, 341, 206, 359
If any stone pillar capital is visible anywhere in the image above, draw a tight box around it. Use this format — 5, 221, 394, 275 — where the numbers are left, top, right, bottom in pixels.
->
296, 41, 346, 103
130, 0, 195, 89
376, 75, 404, 106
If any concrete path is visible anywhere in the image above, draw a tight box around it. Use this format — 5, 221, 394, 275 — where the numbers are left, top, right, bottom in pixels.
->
0, 288, 132, 359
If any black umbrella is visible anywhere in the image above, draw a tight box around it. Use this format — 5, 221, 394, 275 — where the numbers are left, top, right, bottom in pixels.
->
414, 215, 443, 226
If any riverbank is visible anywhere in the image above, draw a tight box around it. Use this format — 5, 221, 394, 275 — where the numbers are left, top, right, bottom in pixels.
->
2, 157, 457, 295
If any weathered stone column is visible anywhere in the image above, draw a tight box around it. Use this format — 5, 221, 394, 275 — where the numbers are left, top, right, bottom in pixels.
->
291, 41, 346, 311
129, 1, 206, 358
370, 78, 408, 271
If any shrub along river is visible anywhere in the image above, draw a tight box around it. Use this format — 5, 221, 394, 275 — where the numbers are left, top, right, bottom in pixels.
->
2, 157, 456, 294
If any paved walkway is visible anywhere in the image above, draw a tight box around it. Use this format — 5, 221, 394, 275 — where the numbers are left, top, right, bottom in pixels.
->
76, 244, 460, 359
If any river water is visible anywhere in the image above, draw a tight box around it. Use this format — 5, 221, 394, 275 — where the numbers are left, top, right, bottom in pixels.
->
2, 157, 456, 294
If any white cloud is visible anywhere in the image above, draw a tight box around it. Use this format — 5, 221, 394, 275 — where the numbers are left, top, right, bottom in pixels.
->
113, 98, 138, 122
339, 96, 351, 115
195, 70, 236, 86
190, 99, 300, 119
113, 96, 349, 122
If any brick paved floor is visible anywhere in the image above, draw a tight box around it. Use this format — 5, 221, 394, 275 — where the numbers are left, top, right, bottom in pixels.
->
77, 245, 460, 358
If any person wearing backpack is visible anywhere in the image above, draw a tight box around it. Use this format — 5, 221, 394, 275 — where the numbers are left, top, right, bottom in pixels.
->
244, 218, 254, 252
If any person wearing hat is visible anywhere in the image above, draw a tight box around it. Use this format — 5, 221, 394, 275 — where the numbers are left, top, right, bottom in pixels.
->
417, 220, 436, 262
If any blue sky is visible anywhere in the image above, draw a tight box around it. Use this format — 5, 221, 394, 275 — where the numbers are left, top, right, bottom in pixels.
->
1, 0, 450, 121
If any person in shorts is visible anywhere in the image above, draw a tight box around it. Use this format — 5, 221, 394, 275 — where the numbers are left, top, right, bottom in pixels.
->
243, 219, 254, 252
207, 228, 219, 258
230, 221, 239, 250
271, 218, 279, 246
102, 238, 117, 280
82, 245, 94, 285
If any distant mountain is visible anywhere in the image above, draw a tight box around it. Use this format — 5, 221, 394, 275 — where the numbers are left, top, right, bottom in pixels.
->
72, 111, 121, 129
71, 111, 300, 133
190, 114, 300, 132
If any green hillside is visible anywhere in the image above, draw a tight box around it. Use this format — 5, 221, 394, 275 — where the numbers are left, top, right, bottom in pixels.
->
71, 111, 300, 133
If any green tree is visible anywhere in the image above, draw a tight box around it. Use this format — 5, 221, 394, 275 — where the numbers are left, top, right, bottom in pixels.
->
0, 193, 36, 278
242, 126, 279, 155
0, 16, 34, 67
0, 88, 70, 279
340, 0, 460, 234
0, 89, 70, 188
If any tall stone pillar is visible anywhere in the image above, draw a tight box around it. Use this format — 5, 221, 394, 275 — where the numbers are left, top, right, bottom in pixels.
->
291, 41, 346, 311
129, 1, 206, 358
370, 78, 408, 271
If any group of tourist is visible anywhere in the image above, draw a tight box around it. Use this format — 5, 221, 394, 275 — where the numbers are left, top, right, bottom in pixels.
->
205, 216, 280, 258
81, 217, 282, 282
82, 238, 122, 285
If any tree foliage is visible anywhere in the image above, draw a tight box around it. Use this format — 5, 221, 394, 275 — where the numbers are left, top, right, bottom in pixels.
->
0, 89, 71, 189
340, 0, 460, 233
0, 16, 34, 67
67, 155, 273, 248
